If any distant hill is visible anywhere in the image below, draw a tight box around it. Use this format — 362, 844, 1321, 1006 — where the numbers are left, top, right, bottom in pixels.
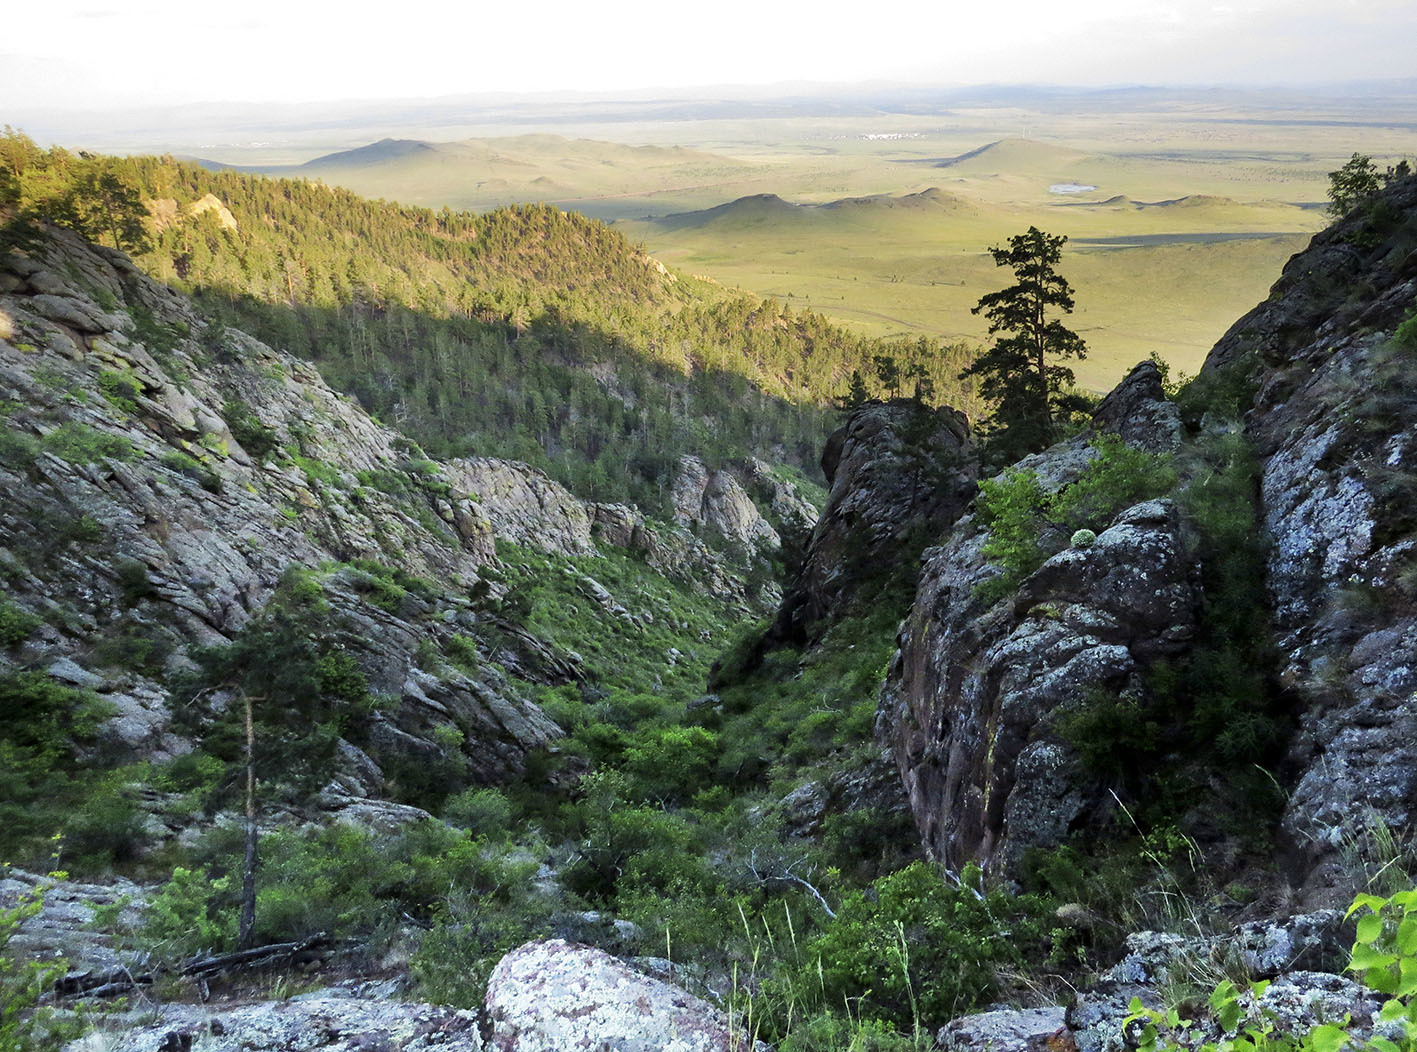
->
248, 133, 764, 217
647, 186, 977, 232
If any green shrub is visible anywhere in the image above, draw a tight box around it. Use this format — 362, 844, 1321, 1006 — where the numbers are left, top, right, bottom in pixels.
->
784, 862, 1048, 1032
143, 865, 238, 957
973, 468, 1051, 604
974, 436, 1176, 604
1053, 434, 1177, 532
40, 421, 136, 464
223, 400, 278, 460
0, 602, 40, 647
442, 787, 514, 837
0, 877, 88, 1050
1128, 885, 1417, 1052
97, 370, 142, 414
160, 449, 222, 492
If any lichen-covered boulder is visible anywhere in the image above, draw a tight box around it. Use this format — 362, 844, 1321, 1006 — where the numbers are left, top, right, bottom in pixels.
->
938, 1005, 1069, 1052
1200, 171, 1417, 900
485, 939, 748, 1052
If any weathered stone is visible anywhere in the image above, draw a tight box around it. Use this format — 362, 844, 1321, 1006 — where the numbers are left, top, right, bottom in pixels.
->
769, 399, 977, 649
0, 870, 147, 974
939, 1005, 1069, 1052
1200, 172, 1417, 901
67, 992, 483, 1051
878, 357, 1200, 876
485, 939, 750, 1052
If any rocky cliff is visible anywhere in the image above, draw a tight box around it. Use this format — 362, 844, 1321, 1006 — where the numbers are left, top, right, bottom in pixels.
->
879, 363, 1192, 876
0, 226, 561, 822
877, 173, 1417, 897
769, 398, 977, 648
1205, 172, 1417, 900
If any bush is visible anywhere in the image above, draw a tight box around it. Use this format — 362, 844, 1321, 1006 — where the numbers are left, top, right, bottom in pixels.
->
785, 862, 1048, 1032
973, 468, 1050, 603
0, 877, 88, 1050
974, 436, 1175, 603
0, 602, 40, 647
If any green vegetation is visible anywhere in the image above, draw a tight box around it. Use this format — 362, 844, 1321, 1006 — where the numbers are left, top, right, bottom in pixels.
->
173, 568, 382, 804
1, 129, 995, 519
0, 876, 88, 1052
0, 672, 147, 871
974, 434, 1178, 603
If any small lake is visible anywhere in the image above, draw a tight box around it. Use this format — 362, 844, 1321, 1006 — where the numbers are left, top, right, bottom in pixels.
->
1049, 183, 1098, 194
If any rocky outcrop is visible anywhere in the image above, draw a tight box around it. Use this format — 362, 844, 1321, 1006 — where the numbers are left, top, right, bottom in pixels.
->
879, 368, 1192, 875
445, 458, 596, 557
938, 1006, 1067, 1052
0, 225, 558, 797
1066, 912, 1363, 1052
441, 455, 786, 609
68, 990, 484, 1051
484, 939, 749, 1052
1201, 173, 1417, 900
670, 454, 780, 553
770, 399, 977, 647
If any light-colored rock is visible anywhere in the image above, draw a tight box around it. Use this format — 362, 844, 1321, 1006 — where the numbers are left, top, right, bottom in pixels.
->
939, 1005, 1069, 1052
485, 938, 749, 1052
67, 992, 483, 1051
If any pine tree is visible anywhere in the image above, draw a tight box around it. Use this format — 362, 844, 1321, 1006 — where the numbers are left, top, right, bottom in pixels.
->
960, 226, 1086, 458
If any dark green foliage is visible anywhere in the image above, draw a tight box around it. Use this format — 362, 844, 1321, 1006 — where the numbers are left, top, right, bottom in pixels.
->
1327, 153, 1382, 217
781, 862, 1049, 1033
97, 370, 143, 414
1174, 352, 1259, 426
174, 570, 377, 802
974, 468, 1051, 604
40, 421, 136, 464
114, 558, 155, 605
0, 600, 41, 646
962, 226, 1087, 459
0, 671, 128, 868
222, 399, 278, 460
159, 449, 222, 492
974, 435, 1177, 604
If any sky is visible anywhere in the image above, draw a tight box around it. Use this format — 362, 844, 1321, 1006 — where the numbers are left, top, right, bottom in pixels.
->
4, 0, 1416, 111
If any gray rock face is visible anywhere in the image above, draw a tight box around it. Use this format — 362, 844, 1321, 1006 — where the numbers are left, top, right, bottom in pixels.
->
437, 455, 781, 610
670, 454, 780, 553
0, 869, 147, 975
68, 992, 484, 1051
484, 939, 748, 1052
879, 372, 1194, 876
0, 224, 557, 793
1201, 173, 1417, 899
771, 399, 977, 647
1068, 915, 1371, 1052
445, 458, 595, 557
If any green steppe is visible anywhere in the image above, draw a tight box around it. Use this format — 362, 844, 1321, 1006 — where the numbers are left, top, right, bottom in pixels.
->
259, 100, 1415, 390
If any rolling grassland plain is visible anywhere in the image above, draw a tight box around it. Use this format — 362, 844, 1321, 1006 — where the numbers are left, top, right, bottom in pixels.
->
225, 88, 1417, 391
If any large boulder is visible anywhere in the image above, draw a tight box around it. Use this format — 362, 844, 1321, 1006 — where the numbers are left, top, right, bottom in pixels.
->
66, 991, 484, 1051
484, 939, 749, 1052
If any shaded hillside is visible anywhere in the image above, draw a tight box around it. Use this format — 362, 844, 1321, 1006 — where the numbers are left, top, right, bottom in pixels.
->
1, 132, 983, 517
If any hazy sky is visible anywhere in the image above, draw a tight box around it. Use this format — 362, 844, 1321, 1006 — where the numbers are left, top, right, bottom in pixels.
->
5, 0, 1415, 109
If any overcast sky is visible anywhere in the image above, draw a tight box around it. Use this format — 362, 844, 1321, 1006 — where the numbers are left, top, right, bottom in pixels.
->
4, 0, 1415, 110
